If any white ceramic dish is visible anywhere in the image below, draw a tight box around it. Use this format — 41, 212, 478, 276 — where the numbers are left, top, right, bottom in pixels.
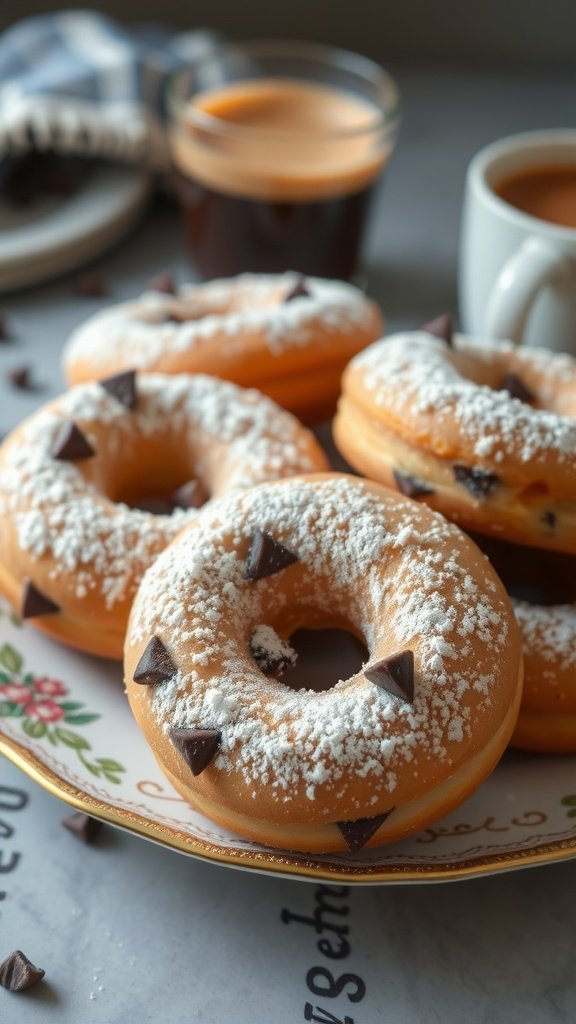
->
0, 599, 575, 884
0, 165, 151, 292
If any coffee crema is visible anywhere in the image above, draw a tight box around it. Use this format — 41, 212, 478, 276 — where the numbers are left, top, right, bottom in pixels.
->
171, 79, 391, 279
494, 164, 576, 230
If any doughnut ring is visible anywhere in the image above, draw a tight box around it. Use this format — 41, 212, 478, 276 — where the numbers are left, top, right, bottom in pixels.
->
62, 273, 383, 424
334, 329, 576, 551
125, 473, 522, 854
0, 372, 327, 659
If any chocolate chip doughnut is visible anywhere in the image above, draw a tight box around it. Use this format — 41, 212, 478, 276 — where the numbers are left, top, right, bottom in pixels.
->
62, 273, 383, 424
125, 474, 522, 854
0, 373, 327, 658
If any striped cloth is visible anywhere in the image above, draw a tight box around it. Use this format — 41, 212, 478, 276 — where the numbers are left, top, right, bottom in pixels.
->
0, 11, 219, 168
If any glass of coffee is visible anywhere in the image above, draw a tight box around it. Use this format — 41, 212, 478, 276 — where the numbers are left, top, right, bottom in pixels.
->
168, 40, 400, 280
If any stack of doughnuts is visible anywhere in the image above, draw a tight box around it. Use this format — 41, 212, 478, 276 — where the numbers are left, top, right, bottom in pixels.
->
62, 272, 383, 424
334, 321, 576, 753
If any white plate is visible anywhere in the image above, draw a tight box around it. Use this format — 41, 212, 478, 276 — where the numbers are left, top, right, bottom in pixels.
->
0, 165, 152, 291
0, 599, 575, 884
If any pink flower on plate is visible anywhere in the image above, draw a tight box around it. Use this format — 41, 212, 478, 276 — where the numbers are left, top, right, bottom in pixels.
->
26, 700, 65, 723
34, 677, 68, 698
0, 683, 33, 705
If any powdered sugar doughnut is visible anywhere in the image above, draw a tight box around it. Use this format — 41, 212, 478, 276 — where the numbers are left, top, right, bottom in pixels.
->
334, 330, 576, 551
62, 273, 383, 424
0, 373, 327, 659
125, 474, 522, 854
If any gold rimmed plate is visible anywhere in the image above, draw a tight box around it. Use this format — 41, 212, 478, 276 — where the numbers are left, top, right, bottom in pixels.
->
1, 599, 575, 883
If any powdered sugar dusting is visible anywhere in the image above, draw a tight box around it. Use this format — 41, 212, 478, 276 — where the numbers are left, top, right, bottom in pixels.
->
0, 374, 322, 609
513, 599, 576, 674
63, 273, 375, 371
129, 476, 514, 808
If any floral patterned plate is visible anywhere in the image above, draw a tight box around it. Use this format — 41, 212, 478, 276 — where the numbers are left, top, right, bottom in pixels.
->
1, 599, 575, 884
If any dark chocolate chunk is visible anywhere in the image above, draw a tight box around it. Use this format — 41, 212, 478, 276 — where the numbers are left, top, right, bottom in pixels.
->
249, 633, 294, 678
421, 313, 454, 346
100, 369, 137, 410
7, 366, 33, 390
169, 479, 208, 510
51, 421, 95, 461
284, 275, 310, 302
246, 530, 299, 581
541, 510, 556, 530
133, 636, 177, 685
365, 650, 415, 703
170, 728, 221, 776
74, 272, 107, 298
147, 271, 176, 295
337, 809, 395, 852
0, 950, 45, 992
393, 469, 435, 500
500, 373, 535, 404
453, 464, 499, 499
61, 811, 103, 844
21, 580, 60, 619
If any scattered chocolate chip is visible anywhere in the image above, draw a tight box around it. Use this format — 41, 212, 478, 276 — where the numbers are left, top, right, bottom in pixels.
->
0, 950, 45, 992
365, 650, 415, 703
453, 464, 499, 499
541, 510, 556, 530
147, 271, 176, 295
74, 272, 107, 298
337, 810, 395, 852
133, 636, 177, 685
6, 366, 33, 390
500, 373, 535, 404
284, 275, 310, 302
170, 728, 221, 776
393, 469, 435, 500
169, 479, 208, 510
421, 313, 454, 346
21, 580, 60, 619
51, 421, 95, 461
249, 632, 294, 678
0, 317, 11, 342
61, 811, 103, 844
100, 369, 137, 410
246, 530, 299, 581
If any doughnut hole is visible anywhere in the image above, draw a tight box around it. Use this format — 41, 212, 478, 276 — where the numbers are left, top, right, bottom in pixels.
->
250, 616, 368, 693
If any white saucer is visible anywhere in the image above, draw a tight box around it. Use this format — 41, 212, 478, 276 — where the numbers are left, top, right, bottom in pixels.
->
0, 165, 152, 292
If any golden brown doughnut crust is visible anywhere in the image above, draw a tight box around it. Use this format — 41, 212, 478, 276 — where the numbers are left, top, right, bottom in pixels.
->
0, 374, 327, 659
125, 474, 522, 853
63, 274, 383, 424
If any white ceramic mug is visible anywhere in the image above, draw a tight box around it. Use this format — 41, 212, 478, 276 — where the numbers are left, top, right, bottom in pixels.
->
459, 130, 576, 354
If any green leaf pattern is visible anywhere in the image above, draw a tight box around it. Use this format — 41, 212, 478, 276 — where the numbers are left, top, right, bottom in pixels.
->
561, 795, 576, 818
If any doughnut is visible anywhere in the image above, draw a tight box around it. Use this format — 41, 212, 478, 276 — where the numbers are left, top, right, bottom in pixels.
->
62, 273, 383, 424
0, 373, 327, 659
334, 328, 576, 551
334, 326, 576, 752
124, 473, 522, 854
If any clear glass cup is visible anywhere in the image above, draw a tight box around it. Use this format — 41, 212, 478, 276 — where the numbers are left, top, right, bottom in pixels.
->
168, 40, 400, 280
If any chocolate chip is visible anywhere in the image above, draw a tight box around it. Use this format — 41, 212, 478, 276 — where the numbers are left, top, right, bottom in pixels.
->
51, 421, 95, 461
249, 634, 294, 678
170, 728, 221, 776
0, 950, 45, 992
393, 469, 435, 499
365, 650, 415, 703
133, 636, 177, 685
21, 580, 60, 619
246, 531, 299, 581
453, 464, 499, 499
147, 271, 176, 295
7, 366, 33, 390
541, 510, 556, 530
169, 479, 208, 510
500, 373, 535, 404
100, 369, 137, 410
421, 313, 454, 346
284, 275, 310, 302
74, 272, 107, 298
337, 809, 395, 851
61, 811, 103, 844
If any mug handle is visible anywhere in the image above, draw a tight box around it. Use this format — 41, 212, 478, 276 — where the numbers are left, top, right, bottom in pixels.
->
484, 237, 572, 342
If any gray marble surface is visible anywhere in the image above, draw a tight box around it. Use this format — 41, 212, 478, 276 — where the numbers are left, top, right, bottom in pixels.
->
1, 64, 576, 1023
